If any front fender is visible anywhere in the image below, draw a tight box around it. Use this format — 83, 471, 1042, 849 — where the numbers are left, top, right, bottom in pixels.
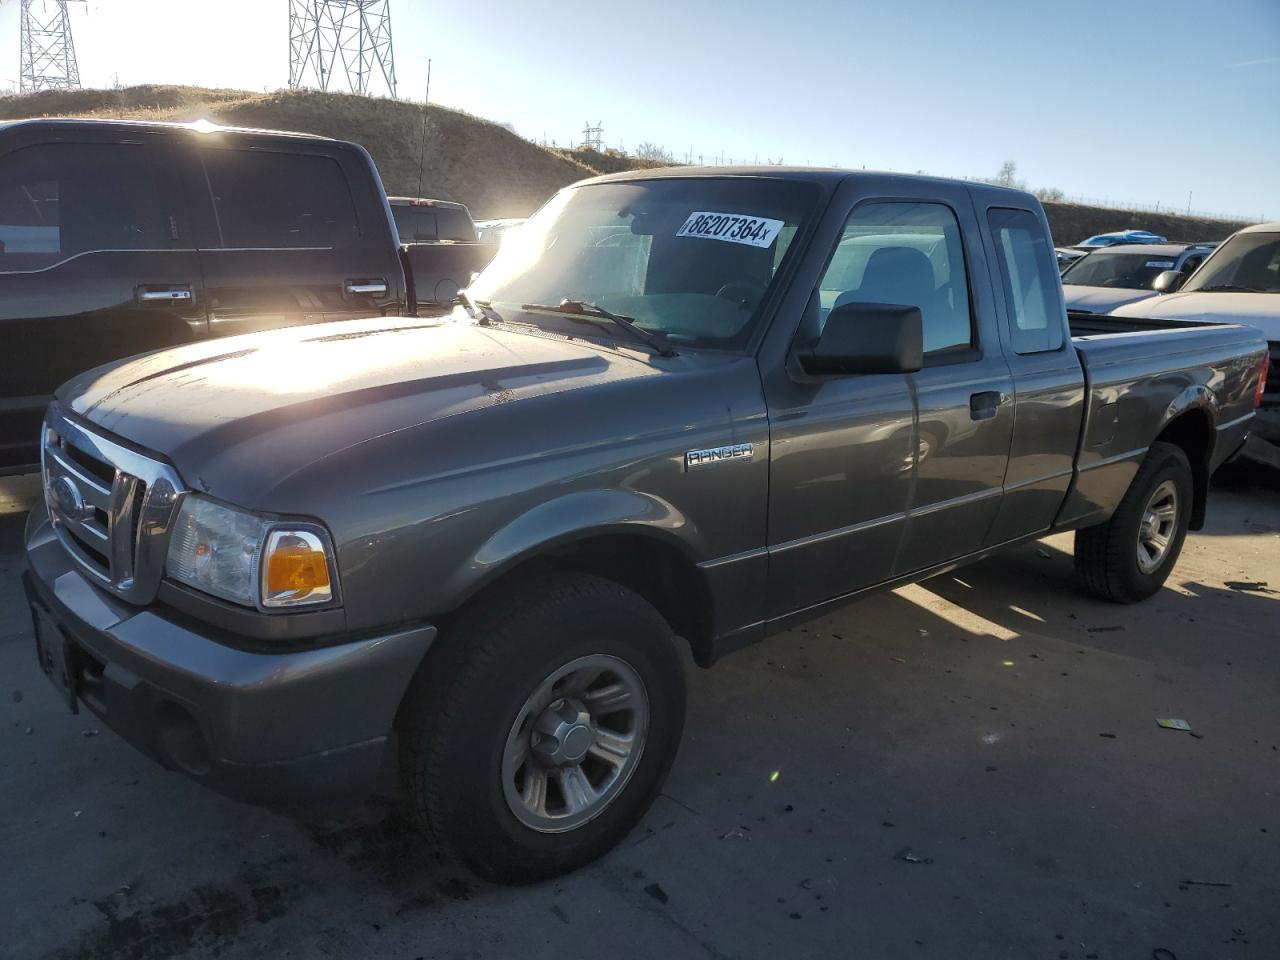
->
445, 488, 709, 603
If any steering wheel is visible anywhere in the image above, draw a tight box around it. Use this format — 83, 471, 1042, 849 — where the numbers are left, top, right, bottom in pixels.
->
714, 279, 767, 311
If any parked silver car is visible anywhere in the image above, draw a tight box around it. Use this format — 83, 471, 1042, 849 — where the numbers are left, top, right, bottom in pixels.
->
1062, 243, 1214, 314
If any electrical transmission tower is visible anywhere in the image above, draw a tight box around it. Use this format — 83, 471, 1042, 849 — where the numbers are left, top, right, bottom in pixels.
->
288, 0, 397, 98
19, 0, 84, 92
580, 121, 603, 151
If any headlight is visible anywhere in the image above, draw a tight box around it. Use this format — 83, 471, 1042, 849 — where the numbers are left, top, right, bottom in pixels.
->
165, 495, 336, 609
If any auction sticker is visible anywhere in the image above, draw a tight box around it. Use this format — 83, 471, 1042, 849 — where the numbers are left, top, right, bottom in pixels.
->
1145, 260, 1176, 268
676, 211, 784, 248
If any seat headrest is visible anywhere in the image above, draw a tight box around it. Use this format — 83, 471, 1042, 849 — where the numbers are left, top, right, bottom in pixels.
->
858, 246, 935, 306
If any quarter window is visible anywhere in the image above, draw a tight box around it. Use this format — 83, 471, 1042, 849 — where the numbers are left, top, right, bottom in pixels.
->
0, 142, 174, 272
987, 207, 1064, 354
201, 149, 359, 248
818, 201, 973, 356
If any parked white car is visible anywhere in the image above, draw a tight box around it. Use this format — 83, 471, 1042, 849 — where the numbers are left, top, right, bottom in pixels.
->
1062, 243, 1214, 315
1113, 223, 1279, 468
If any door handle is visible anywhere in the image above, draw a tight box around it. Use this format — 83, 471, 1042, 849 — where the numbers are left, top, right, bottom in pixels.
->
969, 390, 1008, 421
345, 279, 388, 296
136, 285, 193, 303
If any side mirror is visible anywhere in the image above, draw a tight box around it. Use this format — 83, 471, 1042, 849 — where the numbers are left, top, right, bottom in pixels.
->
798, 302, 924, 376
1152, 270, 1183, 293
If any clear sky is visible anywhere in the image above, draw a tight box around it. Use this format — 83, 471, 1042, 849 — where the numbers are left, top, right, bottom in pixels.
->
2, 0, 1276, 219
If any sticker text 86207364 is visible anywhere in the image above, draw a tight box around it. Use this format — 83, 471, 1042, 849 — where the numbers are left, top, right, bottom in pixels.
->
676, 211, 785, 249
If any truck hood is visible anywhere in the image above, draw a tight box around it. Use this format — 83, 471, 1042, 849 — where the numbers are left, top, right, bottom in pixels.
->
1062, 285, 1159, 314
58, 315, 661, 504
1111, 291, 1280, 340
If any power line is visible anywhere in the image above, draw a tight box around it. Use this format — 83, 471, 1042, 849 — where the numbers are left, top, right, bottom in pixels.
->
19, 0, 84, 92
580, 121, 603, 151
288, 0, 397, 98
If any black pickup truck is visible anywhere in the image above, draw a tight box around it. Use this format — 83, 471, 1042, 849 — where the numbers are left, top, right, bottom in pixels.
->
389, 196, 497, 308
23, 167, 1268, 884
0, 119, 455, 474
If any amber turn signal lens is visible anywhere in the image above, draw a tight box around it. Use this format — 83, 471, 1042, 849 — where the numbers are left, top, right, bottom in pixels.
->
261, 529, 333, 607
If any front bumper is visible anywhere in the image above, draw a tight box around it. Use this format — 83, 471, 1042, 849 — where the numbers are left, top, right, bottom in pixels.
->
23, 509, 435, 808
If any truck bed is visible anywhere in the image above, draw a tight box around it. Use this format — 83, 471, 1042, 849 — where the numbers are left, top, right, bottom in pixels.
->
1054, 310, 1267, 530
1068, 311, 1230, 338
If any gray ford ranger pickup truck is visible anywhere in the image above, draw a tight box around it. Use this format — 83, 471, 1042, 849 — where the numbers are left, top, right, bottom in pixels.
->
23, 168, 1269, 883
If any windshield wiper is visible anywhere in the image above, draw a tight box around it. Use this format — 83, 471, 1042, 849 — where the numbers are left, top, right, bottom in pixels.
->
458, 290, 504, 325
1196, 284, 1266, 293
519, 299, 679, 357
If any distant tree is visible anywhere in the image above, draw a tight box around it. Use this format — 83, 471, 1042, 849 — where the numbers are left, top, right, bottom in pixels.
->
1036, 187, 1065, 202
634, 142, 675, 164
996, 160, 1019, 187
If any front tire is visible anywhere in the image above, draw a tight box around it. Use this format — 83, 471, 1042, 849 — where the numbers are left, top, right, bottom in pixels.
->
397, 572, 686, 884
1074, 441, 1193, 603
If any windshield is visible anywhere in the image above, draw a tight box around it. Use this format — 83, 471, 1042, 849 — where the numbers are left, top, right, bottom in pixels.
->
467, 178, 817, 350
1182, 232, 1280, 293
1061, 250, 1180, 289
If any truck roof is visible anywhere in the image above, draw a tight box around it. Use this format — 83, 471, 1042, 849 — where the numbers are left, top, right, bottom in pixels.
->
388, 196, 470, 212
1233, 221, 1280, 235
1079, 243, 1210, 256
0, 116, 333, 143
580, 164, 1039, 202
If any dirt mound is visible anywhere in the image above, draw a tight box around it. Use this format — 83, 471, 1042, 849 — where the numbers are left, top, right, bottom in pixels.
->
1043, 201, 1245, 247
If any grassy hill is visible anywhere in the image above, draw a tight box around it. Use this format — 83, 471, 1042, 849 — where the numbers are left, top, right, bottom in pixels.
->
0, 84, 1253, 241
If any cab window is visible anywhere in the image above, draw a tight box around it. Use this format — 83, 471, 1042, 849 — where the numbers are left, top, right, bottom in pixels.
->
986, 207, 1064, 354
0, 141, 174, 272
817, 201, 973, 356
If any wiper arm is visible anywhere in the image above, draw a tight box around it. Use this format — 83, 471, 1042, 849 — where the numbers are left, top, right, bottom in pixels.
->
1197, 284, 1264, 293
458, 290, 504, 325
519, 299, 679, 357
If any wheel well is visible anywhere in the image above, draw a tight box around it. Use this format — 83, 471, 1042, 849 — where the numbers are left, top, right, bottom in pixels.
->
1155, 409, 1212, 529
457, 534, 717, 667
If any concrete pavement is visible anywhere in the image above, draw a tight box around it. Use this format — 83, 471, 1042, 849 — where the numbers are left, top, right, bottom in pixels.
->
2, 467, 1277, 960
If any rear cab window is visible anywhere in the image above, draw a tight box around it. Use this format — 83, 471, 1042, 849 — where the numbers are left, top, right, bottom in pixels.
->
987, 207, 1064, 354
200, 149, 359, 248
392, 205, 435, 242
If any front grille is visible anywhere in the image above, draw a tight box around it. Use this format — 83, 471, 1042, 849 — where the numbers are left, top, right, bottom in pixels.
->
41, 404, 185, 605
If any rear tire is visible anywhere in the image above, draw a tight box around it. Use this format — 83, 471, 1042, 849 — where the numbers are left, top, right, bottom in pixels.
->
397, 572, 686, 884
1074, 441, 1193, 603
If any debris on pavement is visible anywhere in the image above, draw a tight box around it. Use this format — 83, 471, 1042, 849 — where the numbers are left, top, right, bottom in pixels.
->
1087, 625, 1125, 633
82, 729, 100, 738
644, 882, 669, 904
1037, 548, 1053, 559
1179, 878, 1233, 887
11, 690, 21, 703
1156, 718, 1193, 732
894, 847, 933, 864
1099, 733, 1117, 739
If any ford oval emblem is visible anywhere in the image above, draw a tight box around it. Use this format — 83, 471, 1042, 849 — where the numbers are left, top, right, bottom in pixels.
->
50, 475, 88, 520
